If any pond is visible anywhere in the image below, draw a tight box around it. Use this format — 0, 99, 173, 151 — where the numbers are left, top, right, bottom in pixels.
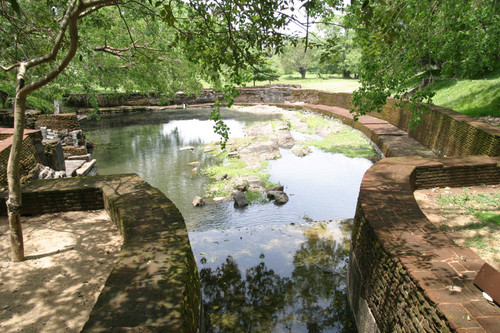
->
81, 107, 376, 332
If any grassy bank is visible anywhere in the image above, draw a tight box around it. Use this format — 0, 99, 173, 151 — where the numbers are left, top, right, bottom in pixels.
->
430, 69, 500, 118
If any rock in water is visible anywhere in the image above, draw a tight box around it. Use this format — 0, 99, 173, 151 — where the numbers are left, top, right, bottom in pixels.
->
267, 191, 289, 204
292, 145, 312, 157
266, 185, 284, 192
213, 197, 228, 203
180, 146, 195, 151
192, 196, 206, 207
233, 191, 248, 208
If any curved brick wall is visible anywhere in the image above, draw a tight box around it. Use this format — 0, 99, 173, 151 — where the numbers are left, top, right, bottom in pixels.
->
2, 175, 201, 332
349, 156, 500, 332
59, 88, 500, 332
284, 89, 500, 157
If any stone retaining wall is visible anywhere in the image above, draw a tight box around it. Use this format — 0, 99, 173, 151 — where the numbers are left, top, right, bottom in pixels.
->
349, 156, 500, 332
1, 175, 201, 332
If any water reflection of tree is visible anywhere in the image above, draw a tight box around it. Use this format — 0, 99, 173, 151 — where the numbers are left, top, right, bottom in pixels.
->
200, 224, 356, 332
200, 256, 292, 332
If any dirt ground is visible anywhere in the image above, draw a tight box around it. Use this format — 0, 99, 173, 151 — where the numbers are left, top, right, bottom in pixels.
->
415, 185, 500, 271
0, 210, 122, 333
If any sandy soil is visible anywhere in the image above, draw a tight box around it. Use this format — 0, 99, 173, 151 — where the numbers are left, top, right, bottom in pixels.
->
0, 210, 122, 333
415, 185, 500, 271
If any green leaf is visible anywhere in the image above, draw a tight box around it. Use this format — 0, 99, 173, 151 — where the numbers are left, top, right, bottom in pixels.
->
9, 0, 21, 15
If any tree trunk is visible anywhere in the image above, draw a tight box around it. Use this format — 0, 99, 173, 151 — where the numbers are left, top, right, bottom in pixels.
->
299, 67, 306, 79
343, 70, 351, 79
7, 92, 26, 262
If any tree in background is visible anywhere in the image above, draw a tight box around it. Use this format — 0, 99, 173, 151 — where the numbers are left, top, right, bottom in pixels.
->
317, 24, 362, 79
280, 40, 317, 79
249, 61, 280, 86
345, 0, 500, 120
0, 0, 323, 261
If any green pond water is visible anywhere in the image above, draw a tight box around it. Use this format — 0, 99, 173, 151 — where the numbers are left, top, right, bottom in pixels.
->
82, 107, 375, 332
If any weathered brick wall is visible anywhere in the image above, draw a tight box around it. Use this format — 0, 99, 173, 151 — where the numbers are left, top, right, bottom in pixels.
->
287, 90, 499, 157
0, 109, 42, 129
0, 132, 40, 185
414, 159, 500, 189
372, 101, 500, 157
350, 206, 452, 332
0, 175, 201, 331
350, 156, 500, 332
35, 113, 81, 131
65, 91, 220, 108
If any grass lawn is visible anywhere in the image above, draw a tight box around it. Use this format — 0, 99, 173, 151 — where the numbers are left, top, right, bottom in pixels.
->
248, 74, 361, 92
429, 69, 500, 118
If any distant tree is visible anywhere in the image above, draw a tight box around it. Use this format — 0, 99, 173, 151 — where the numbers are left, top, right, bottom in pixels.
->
250, 61, 280, 86
318, 29, 362, 79
280, 41, 317, 79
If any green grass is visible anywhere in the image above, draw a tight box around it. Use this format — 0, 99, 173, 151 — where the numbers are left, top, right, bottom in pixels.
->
474, 212, 500, 226
464, 234, 491, 252
436, 191, 500, 211
291, 113, 377, 158
306, 129, 376, 158
202, 157, 272, 198
303, 113, 330, 133
250, 74, 361, 92
429, 69, 500, 118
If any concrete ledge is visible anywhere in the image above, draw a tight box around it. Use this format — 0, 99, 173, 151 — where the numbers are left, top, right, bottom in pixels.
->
3, 175, 200, 332
350, 156, 500, 332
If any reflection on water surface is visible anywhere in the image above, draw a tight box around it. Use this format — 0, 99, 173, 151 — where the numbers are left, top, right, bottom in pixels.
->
82, 108, 371, 332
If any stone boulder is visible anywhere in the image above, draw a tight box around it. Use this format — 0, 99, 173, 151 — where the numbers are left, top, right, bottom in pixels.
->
192, 196, 206, 207
267, 185, 284, 192
277, 130, 295, 149
244, 122, 274, 137
43, 139, 66, 171
246, 175, 266, 192
233, 191, 248, 208
267, 191, 289, 205
239, 140, 280, 166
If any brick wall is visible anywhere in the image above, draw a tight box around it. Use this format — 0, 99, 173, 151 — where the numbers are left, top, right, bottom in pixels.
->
285, 89, 500, 157
35, 113, 81, 131
350, 207, 452, 332
349, 156, 500, 332
0, 175, 201, 331
0, 130, 41, 185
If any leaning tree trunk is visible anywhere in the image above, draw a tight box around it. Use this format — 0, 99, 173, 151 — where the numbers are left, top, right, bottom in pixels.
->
7, 91, 26, 262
